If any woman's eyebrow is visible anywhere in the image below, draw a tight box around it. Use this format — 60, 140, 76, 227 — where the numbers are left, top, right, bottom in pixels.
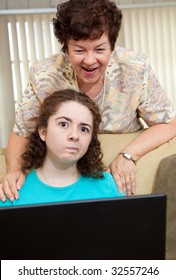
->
95, 42, 107, 48
69, 42, 107, 49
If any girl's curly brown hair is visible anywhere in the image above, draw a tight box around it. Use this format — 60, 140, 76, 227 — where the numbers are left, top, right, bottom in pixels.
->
53, 0, 122, 52
22, 89, 105, 178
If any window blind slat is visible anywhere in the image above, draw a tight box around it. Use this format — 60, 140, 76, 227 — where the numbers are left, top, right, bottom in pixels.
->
17, 15, 30, 90
33, 14, 45, 61
8, 15, 23, 102
25, 14, 37, 65
42, 14, 52, 57
138, 10, 149, 54
0, 16, 15, 147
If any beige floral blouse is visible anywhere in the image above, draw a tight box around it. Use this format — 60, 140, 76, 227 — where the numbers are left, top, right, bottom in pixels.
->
14, 46, 175, 137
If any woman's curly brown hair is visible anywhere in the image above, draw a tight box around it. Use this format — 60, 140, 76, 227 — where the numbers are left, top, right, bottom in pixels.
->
22, 89, 106, 178
53, 0, 122, 52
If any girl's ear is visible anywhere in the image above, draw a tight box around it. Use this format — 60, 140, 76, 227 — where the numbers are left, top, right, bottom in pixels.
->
38, 127, 46, 141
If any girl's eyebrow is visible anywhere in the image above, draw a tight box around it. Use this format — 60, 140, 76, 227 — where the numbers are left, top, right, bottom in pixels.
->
80, 123, 93, 129
55, 116, 93, 129
55, 116, 71, 121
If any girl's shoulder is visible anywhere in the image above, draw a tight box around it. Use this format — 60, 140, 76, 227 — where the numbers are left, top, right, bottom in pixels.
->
101, 171, 115, 181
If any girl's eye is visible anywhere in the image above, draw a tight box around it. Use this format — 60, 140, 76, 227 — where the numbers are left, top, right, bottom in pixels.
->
80, 126, 89, 133
59, 122, 68, 128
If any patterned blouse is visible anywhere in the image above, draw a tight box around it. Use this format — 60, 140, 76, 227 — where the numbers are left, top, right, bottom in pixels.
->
14, 46, 175, 137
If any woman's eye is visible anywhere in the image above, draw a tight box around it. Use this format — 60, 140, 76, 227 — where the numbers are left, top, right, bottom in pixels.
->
96, 48, 105, 53
75, 50, 84, 54
59, 122, 68, 128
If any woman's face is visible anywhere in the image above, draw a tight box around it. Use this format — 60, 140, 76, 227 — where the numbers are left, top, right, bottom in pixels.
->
67, 32, 112, 87
39, 101, 93, 167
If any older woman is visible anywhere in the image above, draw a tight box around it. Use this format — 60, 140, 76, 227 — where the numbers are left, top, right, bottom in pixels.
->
1, 0, 176, 200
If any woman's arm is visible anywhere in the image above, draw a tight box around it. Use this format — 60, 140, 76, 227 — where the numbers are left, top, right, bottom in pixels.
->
0, 132, 28, 201
122, 118, 176, 161
108, 118, 176, 196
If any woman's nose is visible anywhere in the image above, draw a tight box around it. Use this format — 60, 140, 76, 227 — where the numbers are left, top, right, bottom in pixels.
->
83, 52, 96, 65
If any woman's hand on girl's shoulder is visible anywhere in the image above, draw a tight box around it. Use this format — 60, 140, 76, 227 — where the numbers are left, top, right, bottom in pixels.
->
0, 170, 26, 202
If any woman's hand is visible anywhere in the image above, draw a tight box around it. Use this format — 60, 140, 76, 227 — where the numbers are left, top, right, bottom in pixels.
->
0, 170, 26, 202
107, 153, 136, 196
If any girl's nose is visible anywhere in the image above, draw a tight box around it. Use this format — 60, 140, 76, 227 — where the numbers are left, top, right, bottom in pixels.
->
68, 129, 79, 141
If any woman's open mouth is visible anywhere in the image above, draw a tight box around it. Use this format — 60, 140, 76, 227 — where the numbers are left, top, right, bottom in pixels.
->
81, 66, 99, 75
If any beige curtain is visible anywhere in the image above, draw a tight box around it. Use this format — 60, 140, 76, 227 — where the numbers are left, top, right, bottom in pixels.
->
0, 4, 176, 147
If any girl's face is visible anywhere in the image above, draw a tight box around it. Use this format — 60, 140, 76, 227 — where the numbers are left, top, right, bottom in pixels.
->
39, 101, 93, 167
67, 32, 112, 87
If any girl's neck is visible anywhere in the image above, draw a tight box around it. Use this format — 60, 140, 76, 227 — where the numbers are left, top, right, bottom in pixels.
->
37, 162, 80, 187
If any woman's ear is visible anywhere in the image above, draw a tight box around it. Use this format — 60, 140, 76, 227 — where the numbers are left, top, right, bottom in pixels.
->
38, 127, 46, 141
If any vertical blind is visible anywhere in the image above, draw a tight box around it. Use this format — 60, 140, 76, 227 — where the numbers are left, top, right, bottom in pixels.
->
0, 4, 176, 147
7, 13, 61, 103
120, 6, 176, 104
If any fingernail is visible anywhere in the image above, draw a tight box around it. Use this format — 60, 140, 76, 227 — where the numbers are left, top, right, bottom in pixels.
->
2, 197, 6, 202
15, 193, 19, 199
17, 185, 21, 190
9, 196, 14, 201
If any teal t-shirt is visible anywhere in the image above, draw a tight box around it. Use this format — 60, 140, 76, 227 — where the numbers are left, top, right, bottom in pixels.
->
0, 170, 125, 207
